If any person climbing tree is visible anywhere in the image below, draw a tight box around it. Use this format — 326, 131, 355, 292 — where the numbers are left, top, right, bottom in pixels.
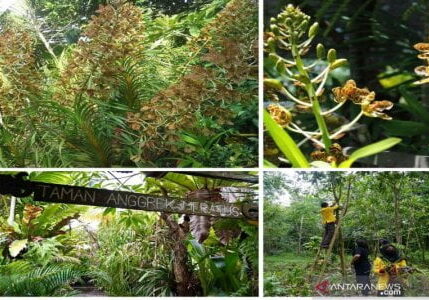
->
320, 202, 339, 249
374, 245, 409, 296
351, 239, 371, 296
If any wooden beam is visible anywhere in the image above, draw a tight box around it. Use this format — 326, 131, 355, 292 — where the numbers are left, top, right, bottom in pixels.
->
32, 182, 257, 219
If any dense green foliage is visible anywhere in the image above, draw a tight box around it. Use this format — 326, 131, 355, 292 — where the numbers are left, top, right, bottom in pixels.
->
264, 171, 429, 296
0, 0, 257, 167
144, 0, 214, 14
0, 171, 258, 296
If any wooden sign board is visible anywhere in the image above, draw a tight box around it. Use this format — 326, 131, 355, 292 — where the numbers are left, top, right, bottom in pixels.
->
33, 183, 257, 219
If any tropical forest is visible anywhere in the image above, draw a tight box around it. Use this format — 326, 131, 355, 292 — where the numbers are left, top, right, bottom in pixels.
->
0, 0, 258, 168
264, 1, 429, 168
264, 171, 429, 296
0, 171, 258, 296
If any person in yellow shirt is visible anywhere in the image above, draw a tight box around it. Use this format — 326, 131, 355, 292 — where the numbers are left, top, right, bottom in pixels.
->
373, 245, 408, 296
320, 202, 339, 248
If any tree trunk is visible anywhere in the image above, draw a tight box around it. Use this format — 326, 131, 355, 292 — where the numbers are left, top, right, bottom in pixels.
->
160, 213, 200, 296
27, 8, 58, 64
332, 179, 346, 278
392, 183, 402, 245
172, 236, 195, 296
414, 230, 425, 263
338, 227, 346, 277
298, 215, 304, 254
158, 187, 200, 296
404, 226, 412, 255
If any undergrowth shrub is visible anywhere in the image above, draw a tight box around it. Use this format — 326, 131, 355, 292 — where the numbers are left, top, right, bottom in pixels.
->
90, 215, 174, 296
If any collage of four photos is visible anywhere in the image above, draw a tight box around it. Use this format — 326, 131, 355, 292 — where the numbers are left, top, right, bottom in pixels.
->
0, 0, 428, 298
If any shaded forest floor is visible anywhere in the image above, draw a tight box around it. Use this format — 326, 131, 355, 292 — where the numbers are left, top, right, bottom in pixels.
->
72, 286, 107, 297
264, 252, 429, 296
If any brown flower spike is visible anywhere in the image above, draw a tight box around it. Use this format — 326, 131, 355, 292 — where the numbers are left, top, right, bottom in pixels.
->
267, 104, 292, 127
332, 80, 374, 104
362, 100, 393, 120
332, 80, 393, 120
414, 42, 429, 85
310, 143, 348, 164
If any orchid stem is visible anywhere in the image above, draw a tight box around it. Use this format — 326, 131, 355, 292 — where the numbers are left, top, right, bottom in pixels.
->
292, 43, 332, 151
330, 111, 364, 139
280, 88, 312, 107
322, 101, 346, 115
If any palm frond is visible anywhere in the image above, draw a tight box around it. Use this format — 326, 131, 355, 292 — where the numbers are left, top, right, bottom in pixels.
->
0, 264, 84, 296
56, 100, 116, 167
115, 59, 146, 110
136, 265, 175, 296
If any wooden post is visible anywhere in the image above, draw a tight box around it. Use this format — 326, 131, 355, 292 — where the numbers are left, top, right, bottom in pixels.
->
7, 196, 16, 226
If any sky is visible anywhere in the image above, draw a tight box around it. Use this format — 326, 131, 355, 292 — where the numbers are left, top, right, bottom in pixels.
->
267, 171, 321, 207
88, 172, 147, 191
0, 0, 26, 16
269, 172, 298, 207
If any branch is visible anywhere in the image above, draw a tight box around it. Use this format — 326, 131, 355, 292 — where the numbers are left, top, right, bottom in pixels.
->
342, 176, 353, 216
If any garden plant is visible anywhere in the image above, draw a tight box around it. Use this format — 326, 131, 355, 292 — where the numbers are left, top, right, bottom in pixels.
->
0, 171, 258, 296
0, 0, 258, 168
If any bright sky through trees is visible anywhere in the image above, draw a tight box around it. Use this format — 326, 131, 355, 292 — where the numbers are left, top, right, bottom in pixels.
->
0, 0, 26, 16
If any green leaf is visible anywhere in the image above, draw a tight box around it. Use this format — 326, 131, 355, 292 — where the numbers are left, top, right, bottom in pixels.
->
381, 120, 428, 137
9, 239, 28, 258
180, 133, 203, 147
339, 137, 402, 168
161, 172, 196, 191
30, 172, 72, 184
263, 159, 277, 168
379, 73, 413, 89
206, 131, 227, 149
189, 26, 200, 36
399, 87, 429, 125
264, 110, 310, 168
103, 207, 116, 216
